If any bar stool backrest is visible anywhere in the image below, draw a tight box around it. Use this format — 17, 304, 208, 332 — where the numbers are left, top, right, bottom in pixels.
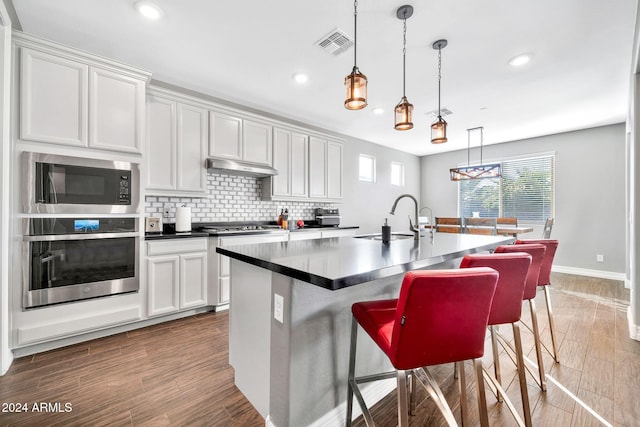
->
495, 243, 546, 300
389, 268, 498, 369
460, 252, 532, 325
516, 239, 559, 286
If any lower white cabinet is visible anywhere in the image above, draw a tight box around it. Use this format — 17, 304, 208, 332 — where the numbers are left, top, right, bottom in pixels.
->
146, 238, 207, 317
289, 230, 322, 241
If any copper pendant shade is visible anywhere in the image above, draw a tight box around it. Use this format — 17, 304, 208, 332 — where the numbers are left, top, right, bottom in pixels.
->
394, 5, 413, 131
344, 0, 367, 110
431, 39, 448, 144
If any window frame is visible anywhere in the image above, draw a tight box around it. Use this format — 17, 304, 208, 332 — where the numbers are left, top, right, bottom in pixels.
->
358, 154, 376, 183
390, 161, 405, 187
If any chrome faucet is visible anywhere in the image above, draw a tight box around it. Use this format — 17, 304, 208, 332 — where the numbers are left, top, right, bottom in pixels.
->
419, 206, 435, 239
390, 194, 420, 240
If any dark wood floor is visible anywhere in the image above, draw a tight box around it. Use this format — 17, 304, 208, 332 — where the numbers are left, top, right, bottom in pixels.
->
0, 272, 638, 426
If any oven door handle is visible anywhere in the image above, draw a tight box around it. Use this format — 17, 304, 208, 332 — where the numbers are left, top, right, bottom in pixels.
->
24, 232, 140, 242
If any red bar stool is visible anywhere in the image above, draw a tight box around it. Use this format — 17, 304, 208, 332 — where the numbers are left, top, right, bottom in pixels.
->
345, 268, 499, 427
516, 239, 560, 363
460, 252, 533, 427
494, 243, 547, 391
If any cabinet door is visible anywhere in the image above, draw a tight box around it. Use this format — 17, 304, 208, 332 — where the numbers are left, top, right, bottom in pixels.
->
209, 111, 242, 160
243, 120, 272, 165
327, 141, 343, 199
20, 48, 88, 146
321, 228, 356, 238
309, 137, 327, 198
177, 103, 207, 193
147, 255, 180, 316
89, 67, 145, 153
271, 128, 291, 196
180, 252, 207, 309
291, 132, 309, 198
146, 96, 177, 190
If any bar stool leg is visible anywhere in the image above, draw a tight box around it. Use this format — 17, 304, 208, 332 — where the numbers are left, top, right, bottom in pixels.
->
543, 285, 560, 363
528, 299, 547, 391
457, 361, 469, 426
473, 359, 490, 427
397, 370, 409, 427
409, 371, 417, 415
489, 325, 503, 402
345, 317, 358, 427
512, 323, 533, 427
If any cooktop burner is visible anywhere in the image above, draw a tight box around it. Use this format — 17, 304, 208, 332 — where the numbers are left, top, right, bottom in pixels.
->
199, 224, 286, 235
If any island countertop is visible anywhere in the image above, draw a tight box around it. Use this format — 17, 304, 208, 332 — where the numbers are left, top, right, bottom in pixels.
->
216, 232, 514, 290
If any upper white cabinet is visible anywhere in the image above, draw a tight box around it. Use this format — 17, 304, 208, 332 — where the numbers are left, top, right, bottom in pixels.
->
264, 127, 308, 200
309, 137, 343, 201
146, 88, 208, 195
15, 33, 150, 153
209, 111, 273, 166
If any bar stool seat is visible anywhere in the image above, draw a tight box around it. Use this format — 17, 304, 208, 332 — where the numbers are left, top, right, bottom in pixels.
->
345, 268, 499, 427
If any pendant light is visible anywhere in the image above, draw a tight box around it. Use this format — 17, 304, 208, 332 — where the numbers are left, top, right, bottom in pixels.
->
450, 127, 502, 180
344, 0, 367, 110
394, 5, 414, 131
431, 39, 448, 143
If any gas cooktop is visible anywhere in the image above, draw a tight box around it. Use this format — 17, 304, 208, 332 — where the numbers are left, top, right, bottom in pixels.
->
198, 224, 286, 235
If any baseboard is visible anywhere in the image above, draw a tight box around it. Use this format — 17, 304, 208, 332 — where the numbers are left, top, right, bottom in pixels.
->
552, 265, 626, 281
628, 307, 640, 341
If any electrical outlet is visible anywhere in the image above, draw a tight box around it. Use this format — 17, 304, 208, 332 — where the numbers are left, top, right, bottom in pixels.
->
163, 209, 170, 218
274, 293, 284, 323
596, 254, 604, 263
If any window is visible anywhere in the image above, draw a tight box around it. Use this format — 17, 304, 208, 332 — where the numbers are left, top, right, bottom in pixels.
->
391, 162, 405, 187
359, 154, 376, 183
458, 154, 554, 223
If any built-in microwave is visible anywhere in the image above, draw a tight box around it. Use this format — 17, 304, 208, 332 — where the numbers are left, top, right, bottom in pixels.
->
23, 152, 139, 214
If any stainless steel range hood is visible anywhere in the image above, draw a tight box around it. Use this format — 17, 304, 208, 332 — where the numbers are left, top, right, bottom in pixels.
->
206, 158, 278, 177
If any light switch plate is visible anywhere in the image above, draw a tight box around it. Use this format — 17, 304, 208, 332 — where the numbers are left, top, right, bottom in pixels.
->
274, 293, 284, 323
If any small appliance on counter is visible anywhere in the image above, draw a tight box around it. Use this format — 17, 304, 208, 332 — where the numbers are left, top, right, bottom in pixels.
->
175, 205, 192, 233
315, 208, 341, 226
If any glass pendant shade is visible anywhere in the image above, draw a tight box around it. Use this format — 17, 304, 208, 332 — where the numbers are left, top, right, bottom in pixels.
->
394, 96, 413, 130
431, 116, 447, 143
344, 67, 368, 110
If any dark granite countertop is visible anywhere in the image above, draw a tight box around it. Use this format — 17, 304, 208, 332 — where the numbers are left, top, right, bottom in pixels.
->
216, 232, 514, 290
145, 231, 209, 240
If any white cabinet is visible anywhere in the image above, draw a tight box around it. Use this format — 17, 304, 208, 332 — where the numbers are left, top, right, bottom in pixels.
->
264, 127, 308, 200
17, 37, 148, 153
209, 111, 273, 166
209, 233, 288, 307
309, 137, 343, 201
146, 90, 208, 195
146, 238, 207, 317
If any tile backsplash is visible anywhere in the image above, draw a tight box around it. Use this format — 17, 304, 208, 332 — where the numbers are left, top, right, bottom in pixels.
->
145, 172, 333, 223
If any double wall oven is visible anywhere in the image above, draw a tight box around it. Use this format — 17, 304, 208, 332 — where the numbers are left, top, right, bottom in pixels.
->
22, 152, 141, 309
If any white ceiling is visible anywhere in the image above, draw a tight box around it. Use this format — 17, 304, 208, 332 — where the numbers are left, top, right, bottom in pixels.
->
10, 0, 638, 156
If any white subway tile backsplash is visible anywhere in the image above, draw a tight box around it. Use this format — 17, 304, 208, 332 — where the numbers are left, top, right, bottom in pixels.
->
145, 172, 333, 223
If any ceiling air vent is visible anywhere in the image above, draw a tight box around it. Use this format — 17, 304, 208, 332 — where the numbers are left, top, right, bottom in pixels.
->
426, 108, 453, 118
316, 28, 353, 56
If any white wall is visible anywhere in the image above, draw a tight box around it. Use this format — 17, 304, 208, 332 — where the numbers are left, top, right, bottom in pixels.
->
420, 124, 627, 277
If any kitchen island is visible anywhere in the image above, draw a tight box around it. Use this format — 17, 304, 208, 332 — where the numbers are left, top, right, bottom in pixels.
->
217, 232, 514, 427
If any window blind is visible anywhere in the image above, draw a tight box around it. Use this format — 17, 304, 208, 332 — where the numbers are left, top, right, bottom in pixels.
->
458, 154, 554, 223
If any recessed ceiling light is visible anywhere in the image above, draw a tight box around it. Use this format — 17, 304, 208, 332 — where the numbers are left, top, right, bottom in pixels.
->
509, 53, 532, 67
135, 1, 164, 20
372, 107, 384, 115
292, 73, 309, 84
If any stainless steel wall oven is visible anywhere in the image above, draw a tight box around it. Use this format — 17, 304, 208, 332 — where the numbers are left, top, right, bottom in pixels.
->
23, 217, 139, 309
23, 151, 139, 214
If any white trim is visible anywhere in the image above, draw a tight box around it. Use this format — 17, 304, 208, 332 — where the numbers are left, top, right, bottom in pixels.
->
552, 265, 626, 281
626, 278, 632, 289
628, 306, 640, 340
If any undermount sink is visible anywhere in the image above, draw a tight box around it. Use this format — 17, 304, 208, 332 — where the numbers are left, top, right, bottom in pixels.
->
354, 232, 415, 241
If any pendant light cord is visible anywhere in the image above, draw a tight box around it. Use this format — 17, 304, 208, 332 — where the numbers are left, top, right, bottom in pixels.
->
353, 0, 358, 68
402, 14, 407, 96
437, 46, 442, 116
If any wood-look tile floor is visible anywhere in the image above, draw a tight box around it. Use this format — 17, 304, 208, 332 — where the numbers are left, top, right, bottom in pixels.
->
0, 272, 638, 426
